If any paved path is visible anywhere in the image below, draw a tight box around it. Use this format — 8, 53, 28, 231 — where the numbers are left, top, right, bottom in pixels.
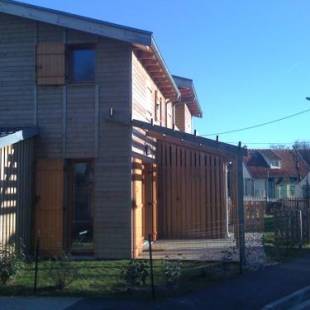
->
1, 255, 310, 309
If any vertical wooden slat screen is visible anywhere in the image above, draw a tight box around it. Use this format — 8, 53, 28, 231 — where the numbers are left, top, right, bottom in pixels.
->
37, 42, 65, 85
35, 159, 64, 256
157, 140, 229, 239
0, 140, 34, 251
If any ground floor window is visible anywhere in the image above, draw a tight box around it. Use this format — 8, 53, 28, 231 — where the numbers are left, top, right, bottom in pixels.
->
67, 160, 94, 253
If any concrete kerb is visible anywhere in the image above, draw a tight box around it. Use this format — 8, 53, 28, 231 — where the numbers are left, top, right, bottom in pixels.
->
263, 286, 310, 310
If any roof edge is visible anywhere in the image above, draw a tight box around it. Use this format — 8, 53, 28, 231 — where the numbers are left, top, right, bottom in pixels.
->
0, 127, 38, 148
151, 37, 180, 100
0, 0, 153, 45
172, 75, 203, 117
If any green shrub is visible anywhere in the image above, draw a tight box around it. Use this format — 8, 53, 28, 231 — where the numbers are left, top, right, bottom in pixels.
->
48, 254, 79, 290
164, 260, 182, 287
121, 260, 149, 287
0, 245, 24, 285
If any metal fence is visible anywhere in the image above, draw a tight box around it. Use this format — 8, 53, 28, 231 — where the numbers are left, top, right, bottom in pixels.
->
2, 198, 310, 298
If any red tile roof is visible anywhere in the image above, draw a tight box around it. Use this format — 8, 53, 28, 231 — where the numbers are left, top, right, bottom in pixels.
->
244, 149, 310, 179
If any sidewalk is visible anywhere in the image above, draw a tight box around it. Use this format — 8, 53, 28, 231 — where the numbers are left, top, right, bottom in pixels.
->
161, 254, 310, 309
1, 255, 310, 309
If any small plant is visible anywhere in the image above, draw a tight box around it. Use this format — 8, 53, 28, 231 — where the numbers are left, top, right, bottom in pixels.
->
48, 254, 79, 290
121, 260, 149, 287
0, 244, 24, 285
164, 260, 182, 287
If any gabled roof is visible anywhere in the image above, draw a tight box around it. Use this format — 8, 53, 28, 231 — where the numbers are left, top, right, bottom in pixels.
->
0, 128, 38, 148
259, 149, 281, 161
244, 149, 310, 179
172, 75, 203, 118
0, 0, 180, 101
298, 149, 310, 166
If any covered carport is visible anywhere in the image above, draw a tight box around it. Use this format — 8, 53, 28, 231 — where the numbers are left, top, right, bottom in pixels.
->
131, 119, 246, 260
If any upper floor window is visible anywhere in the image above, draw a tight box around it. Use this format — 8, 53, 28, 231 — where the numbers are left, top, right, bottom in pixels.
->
270, 160, 281, 168
154, 90, 160, 122
69, 46, 96, 82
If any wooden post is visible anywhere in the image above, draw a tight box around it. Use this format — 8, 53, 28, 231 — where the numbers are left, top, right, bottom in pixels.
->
148, 234, 156, 300
237, 142, 246, 273
299, 209, 303, 249
33, 237, 40, 294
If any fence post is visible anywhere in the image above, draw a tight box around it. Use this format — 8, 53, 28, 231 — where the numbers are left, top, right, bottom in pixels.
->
299, 209, 303, 249
237, 143, 246, 273
33, 237, 40, 294
148, 233, 156, 300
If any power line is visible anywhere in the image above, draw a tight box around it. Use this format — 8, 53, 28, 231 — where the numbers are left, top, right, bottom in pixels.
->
222, 141, 310, 145
201, 107, 310, 137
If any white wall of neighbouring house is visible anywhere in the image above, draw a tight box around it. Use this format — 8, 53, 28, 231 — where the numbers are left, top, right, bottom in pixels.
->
243, 163, 254, 199
254, 179, 266, 200
296, 173, 310, 198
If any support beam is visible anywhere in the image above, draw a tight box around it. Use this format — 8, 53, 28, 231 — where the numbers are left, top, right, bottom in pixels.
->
237, 142, 246, 272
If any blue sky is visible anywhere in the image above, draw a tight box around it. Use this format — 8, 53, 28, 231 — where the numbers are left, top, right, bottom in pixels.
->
23, 0, 310, 148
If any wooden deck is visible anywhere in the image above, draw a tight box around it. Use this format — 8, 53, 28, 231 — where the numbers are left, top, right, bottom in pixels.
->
138, 238, 238, 261
138, 233, 266, 266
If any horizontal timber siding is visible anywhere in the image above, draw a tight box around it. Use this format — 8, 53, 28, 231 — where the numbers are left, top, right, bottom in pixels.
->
0, 13, 36, 127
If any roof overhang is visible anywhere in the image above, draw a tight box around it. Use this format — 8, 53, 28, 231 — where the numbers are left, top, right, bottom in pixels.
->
0, 0, 152, 45
133, 39, 180, 101
0, 0, 180, 101
0, 127, 38, 148
132, 119, 246, 157
172, 75, 203, 118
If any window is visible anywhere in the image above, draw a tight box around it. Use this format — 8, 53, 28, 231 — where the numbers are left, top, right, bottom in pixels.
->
302, 184, 310, 199
154, 90, 160, 122
289, 184, 296, 197
160, 97, 163, 126
69, 161, 94, 252
244, 178, 254, 197
270, 160, 280, 168
69, 46, 95, 82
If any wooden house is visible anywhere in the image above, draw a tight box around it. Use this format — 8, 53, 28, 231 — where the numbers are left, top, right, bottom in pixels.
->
0, 0, 245, 259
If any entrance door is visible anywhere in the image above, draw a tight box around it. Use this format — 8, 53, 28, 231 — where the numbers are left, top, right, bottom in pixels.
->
65, 160, 94, 254
35, 160, 64, 256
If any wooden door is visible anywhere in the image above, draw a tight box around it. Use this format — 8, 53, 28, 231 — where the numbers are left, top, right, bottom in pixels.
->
35, 160, 64, 256
132, 158, 144, 257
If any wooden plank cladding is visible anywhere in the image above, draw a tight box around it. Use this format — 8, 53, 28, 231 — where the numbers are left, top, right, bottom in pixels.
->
37, 42, 65, 85
0, 139, 34, 252
157, 140, 228, 239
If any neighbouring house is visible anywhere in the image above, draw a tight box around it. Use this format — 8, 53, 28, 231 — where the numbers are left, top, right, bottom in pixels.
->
296, 149, 310, 198
0, 0, 245, 259
296, 173, 310, 198
243, 149, 310, 201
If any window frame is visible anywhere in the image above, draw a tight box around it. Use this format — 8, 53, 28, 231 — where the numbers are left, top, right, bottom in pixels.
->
154, 90, 160, 122
65, 158, 95, 255
67, 44, 96, 83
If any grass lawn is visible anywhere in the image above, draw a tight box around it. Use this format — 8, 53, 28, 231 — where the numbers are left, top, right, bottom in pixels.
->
0, 259, 239, 299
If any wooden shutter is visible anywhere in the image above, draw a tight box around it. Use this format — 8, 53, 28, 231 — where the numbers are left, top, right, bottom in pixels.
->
37, 43, 65, 85
35, 160, 64, 256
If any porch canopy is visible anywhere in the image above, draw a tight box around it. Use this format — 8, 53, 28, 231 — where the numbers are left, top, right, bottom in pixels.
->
132, 119, 246, 159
